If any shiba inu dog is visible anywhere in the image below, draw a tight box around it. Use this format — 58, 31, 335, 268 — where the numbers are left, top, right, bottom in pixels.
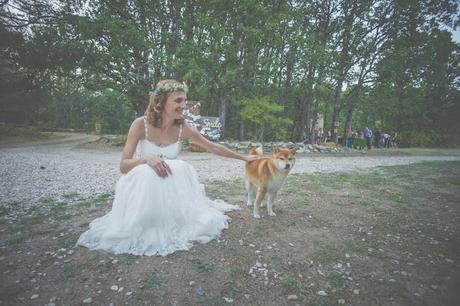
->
245, 146, 296, 218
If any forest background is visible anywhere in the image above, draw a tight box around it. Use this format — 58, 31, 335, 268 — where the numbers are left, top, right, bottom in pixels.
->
1, 0, 459, 147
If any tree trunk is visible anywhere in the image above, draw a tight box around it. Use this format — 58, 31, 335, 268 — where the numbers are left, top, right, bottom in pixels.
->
343, 103, 353, 146
218, 95, 226, 132
238, 119, 245, 140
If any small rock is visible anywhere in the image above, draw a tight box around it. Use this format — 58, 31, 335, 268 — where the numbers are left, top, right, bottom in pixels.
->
287, 294, 298, 300
338, 298, 345, 304
82, 297, 92, 304
189, 281, 195, 286
196, 287, 205, 296
223, 297, 234, 303
317, 291, 327, 296
110, 285, 118, 291
353, 289, 360, 295
31, 294, 39, 299
125, 291, 132, 296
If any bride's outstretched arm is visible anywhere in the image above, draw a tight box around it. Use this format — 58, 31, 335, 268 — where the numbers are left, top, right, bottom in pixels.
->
183, 123, 259, 162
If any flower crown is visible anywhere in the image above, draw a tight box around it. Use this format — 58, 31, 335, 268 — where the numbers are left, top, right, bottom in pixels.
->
152, 82, 189, 96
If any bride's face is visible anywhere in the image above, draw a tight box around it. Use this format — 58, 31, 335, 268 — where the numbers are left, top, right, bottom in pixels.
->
163, 91, 187, 120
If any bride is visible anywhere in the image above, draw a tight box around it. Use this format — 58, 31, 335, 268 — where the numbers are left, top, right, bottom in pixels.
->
77, 80, 258, 256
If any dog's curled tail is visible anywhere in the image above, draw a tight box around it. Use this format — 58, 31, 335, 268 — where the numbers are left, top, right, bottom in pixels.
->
249, 146, 263, 156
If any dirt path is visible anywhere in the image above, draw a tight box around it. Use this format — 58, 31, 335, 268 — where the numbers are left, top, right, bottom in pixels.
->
1, 135, 459, 206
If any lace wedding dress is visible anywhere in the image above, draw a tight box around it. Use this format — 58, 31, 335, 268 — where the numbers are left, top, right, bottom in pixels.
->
77, 118, 239, 256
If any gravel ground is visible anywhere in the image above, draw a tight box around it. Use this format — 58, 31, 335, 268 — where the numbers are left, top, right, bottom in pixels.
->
1, 142, 459, 207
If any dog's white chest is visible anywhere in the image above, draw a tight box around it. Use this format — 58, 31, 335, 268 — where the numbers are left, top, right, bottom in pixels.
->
267, 173, 288, 192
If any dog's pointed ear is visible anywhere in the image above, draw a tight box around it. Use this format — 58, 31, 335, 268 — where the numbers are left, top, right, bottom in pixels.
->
290, 148, 297, 155
272, 145, 279, 153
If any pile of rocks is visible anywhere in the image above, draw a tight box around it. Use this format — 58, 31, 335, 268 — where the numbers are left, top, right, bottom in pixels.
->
92, 135, 344, 153
218, 141, 345, 153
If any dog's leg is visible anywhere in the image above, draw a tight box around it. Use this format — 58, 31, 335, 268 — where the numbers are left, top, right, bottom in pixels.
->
253, 187, 267, 219
267, 192, 277, 216
246, 181, 256, 206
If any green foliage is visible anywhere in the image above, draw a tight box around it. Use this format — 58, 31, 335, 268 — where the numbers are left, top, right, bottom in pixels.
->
1, 0, 459, 144
48, 84, 134, 133
399, 130, 451, 147
239, 96, 293, 141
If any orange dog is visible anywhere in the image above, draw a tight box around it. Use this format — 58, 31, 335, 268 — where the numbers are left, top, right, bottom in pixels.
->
245, 147, 296, 218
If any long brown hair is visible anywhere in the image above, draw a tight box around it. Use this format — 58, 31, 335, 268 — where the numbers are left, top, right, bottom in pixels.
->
145, 79, 186, 127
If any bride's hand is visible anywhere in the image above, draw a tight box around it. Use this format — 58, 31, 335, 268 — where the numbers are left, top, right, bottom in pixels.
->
144, 155, 172, 178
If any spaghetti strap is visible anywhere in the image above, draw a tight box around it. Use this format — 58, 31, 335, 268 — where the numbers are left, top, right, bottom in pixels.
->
178, 124, 183, 142
143, 116, 148, 139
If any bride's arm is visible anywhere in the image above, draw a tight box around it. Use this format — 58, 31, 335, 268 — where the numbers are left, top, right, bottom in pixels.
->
183, 123, 258, 162
120, 118, 147, 174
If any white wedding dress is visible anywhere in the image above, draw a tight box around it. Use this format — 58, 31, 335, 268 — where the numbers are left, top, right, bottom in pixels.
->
77, 118, 240, 256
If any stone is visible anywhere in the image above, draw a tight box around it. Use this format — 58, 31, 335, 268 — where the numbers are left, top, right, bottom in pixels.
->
196, 287, 205, 296
223, 297, 234, 303
83, 297, 92, 304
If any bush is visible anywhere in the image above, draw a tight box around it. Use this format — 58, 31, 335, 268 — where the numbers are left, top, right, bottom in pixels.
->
352, 138, 366, 149
399, 130, 451, 147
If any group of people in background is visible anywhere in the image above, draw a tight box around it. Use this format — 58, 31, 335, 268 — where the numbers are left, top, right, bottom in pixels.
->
345, 127, 399, 150
310, 127, 399, 150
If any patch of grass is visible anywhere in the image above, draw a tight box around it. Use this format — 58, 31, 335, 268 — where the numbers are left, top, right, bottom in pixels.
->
190, 258, 213, 273
281, 277, 307, 294
144, 272, 164, 289
77, 201, 92, 209
309, 295, 343, 306
219, 281, 241, 298
93, 192, 113, 205
63, 192, 80, 199
5, 235, 25, 246
79, 222, 90, 228
95, 259, 113, 273
325, 273, 347, 287
134, 290, 160, 302
62, 265, 76, 280
0, 206, 10, 217
58, 233, 79, 249
225, 265, 246, 278
50, 201, 68, 214
17, 213, 47, 226
198, 295, 223, 306
56, 213, 74, 221
40, 197, 55, 204
118, 254, 136, 265
380, 279, 409, 300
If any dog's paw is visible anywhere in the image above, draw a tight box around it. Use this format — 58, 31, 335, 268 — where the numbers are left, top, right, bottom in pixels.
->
268, 211, 276, 217
253, 213, 261, 219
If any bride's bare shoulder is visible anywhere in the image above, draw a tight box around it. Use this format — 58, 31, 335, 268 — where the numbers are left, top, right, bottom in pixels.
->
127, 117, 145, 137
